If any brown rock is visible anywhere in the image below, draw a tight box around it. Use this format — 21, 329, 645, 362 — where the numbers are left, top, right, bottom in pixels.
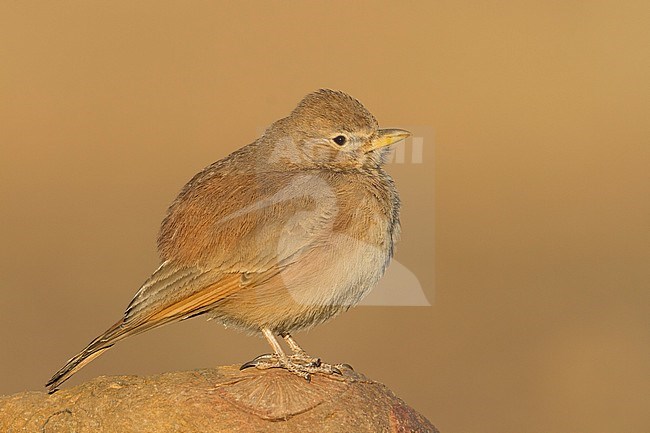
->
0, 365, 438, 432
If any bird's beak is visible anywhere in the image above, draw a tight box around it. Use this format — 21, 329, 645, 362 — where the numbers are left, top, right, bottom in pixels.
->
366, 129, 411, 152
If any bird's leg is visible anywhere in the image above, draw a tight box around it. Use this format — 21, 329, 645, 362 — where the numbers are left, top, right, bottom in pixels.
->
281, 333, 306, 354
281, 333, 321, 367
240, 329, 343, 380
240, 328, 310, 379
240, 328, 289, 371
263, 327, 286, 358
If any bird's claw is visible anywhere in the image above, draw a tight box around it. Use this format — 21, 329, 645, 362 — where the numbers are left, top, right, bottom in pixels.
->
240, 353, 275, 370
240, 353, 345, 379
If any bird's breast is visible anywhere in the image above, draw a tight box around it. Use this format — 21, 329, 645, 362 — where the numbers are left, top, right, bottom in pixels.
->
271, 170, 399, 312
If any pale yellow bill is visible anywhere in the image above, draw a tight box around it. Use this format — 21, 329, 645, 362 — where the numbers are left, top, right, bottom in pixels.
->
367, 128, 411, 152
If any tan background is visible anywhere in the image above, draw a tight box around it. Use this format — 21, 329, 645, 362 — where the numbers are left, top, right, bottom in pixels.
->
1, 2, 649, 432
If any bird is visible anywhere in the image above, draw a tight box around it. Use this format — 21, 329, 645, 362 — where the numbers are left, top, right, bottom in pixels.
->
46, 89, 410, 392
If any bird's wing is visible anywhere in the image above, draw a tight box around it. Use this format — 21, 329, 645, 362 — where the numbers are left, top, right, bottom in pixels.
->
122, 262, 279, 325
123, 262, 224, 324
157, 169, 340, 268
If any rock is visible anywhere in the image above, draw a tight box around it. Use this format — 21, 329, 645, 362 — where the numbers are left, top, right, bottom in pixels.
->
0, 365, 438, 432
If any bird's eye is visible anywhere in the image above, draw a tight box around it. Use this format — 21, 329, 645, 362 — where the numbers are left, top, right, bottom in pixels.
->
333, 135, 347, 146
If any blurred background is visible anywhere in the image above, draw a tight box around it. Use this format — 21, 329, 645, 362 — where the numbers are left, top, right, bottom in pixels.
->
1, 2, 648, 432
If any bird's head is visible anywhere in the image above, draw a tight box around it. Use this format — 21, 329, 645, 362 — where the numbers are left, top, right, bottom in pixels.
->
263, 89, 410, 171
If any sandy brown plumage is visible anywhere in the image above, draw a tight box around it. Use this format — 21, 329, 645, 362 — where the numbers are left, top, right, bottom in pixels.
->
46, 89, 409, 391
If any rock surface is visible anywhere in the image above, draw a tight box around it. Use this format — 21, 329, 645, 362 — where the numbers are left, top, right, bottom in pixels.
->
0, 365, 438, 432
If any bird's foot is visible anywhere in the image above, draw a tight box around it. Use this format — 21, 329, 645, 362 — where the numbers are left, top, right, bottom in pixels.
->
288, 350, 321, 367
240, 353, 345, 381
287, 351, 352, 375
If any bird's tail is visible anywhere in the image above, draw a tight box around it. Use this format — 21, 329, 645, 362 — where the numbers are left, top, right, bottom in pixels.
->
46, 319, 127, 393
46, 265, 231, 392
